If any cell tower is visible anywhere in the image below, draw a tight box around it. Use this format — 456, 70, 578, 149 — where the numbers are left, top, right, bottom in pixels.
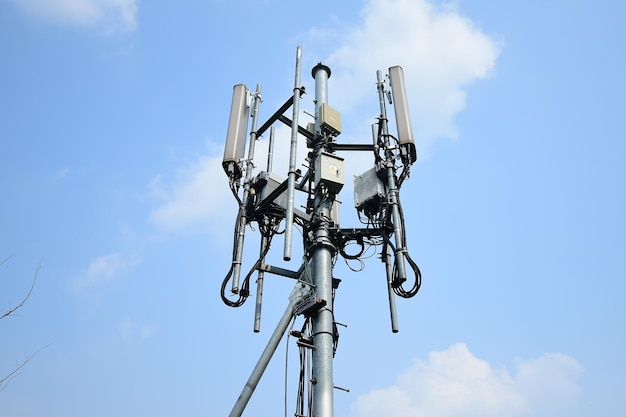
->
220, 46, 422, 417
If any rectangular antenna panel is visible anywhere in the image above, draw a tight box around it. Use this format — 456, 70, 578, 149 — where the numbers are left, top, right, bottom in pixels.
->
388, 66, 417, 163
223, 84, 249, 178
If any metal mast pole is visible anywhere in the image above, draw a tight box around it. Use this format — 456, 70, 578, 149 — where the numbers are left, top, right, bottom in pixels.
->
228, 284, 308, 417
283, 46, 303, 262
232, 84, 262, 294
376, 70, 409, 284
310, 63, 335, 417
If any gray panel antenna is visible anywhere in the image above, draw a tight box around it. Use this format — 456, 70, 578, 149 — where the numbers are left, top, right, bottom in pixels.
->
223, 84, 249, 179
389, 66, 417, 164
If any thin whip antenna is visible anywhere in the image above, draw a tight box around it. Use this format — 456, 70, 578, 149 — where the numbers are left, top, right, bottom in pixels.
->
283, 45, 303, 261
267, 125, 275, 172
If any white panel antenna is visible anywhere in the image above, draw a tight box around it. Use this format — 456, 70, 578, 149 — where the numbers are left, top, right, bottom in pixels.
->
223, 84, 250, 179
388, 66, 417, 164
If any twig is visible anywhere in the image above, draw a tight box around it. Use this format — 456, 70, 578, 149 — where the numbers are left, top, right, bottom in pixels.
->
0, 344, 49, 391
0, 254, 15, 267
1, 259, 42, 320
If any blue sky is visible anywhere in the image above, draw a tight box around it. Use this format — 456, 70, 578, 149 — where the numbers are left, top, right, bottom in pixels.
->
1, 0, 625, 416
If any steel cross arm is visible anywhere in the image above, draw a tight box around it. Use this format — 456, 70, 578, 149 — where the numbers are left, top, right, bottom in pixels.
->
277, 114, 315, 141
255, 86, 311, 140
228, 283, 309, 417
255, 96, 294, 138
327, 143, 376, 152
255, 178, 290, 211
336, 227, 388, 239
255, 173, 306, 211
257, 262, 305, 280
254, 177, 312, 223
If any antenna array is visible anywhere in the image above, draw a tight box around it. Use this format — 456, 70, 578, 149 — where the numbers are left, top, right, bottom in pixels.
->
220, 47, 422, 417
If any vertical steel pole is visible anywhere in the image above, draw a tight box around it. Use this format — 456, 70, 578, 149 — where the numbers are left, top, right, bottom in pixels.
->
313, 63, 329, 132
384, 249, 400, 333
310, 63, 335, 417
267, 125, 275, 173
372, 110, 399, 333
232, 84, 262, 293
376, 70, 408, 284
229, 284, 308, 417
254, 126, 276, 332
283, 46, 303, 261
253, 234, 267, 333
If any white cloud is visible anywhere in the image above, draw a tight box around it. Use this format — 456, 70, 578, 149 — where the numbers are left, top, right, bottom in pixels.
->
147, 129, 308, 238
514, 353, 585, 415
7, 0, 138, 34
148, 146, 237, 237
147, 0, 502, 236
55, 166, 71, 180
118, 316, 156, 342
349, 343, 584, 417
315, 0, 502, 154
74, 251, 139, 292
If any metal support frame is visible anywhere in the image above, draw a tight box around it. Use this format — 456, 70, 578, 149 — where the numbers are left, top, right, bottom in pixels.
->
229, 283, 309, 417
309, 62, 336, 417
376, 70, 409, 285
231, 84, 263, 294
221, 47, 421, 417
283, 46, 304, 262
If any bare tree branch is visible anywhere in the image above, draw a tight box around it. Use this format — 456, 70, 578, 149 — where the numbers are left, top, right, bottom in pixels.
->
1, 258, 42, 320
0, 254, 15, 267
0, 344, 49, 392
1, 256, 47, 391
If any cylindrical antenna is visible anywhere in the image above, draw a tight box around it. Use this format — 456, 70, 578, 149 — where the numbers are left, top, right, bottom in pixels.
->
283, 46, 303, 261
267, 125, 275, 172
254, 125, 275, 332
384, 249, 399, 333
371, 122, 379, 146
371, 122, 380, 164
231, 84, 262, 294
253, 234, 268, 333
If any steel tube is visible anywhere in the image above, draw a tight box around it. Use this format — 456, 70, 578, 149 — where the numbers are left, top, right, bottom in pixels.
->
311, 215, 335, 417
310, 62, 336, 417
376, 70, 408, 284
283, 46, 303, 261
253, 234, 268, 333
384, 247, 399, 333
312, 63, 330, 133
229, 284, 308, 417
267, 126, 275, 172
232, 84, 262, 293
